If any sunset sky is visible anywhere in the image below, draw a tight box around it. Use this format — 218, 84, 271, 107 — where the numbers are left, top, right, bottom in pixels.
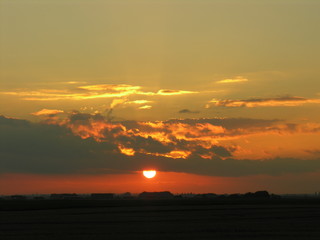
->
1, 0, 320, 195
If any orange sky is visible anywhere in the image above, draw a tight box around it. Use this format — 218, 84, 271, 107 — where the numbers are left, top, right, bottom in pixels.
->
1, 0, 320, 195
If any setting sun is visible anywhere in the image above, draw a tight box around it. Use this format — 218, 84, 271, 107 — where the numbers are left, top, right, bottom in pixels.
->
143, 170, 157, 179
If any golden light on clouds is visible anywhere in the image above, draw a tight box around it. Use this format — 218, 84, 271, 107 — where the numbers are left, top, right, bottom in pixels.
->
39, 110, 320, 165
139, 105, 152, 110
163, 150, 191, 159
155, 89, 198, 95
110, 98, 127, 109
127, 100, 153, 105
0, 84, 197, 102
32, 109, 64, 116
78, 84, 141, 92
119, 146, 135, 156
142, 150, 191, 159
216, 77, 248, 84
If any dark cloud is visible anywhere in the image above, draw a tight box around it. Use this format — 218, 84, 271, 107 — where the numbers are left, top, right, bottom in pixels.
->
178, 109, 200, 114
69, 111, 105, 124
305, 149, 320, 156
117, 135, 172, 154
168, 157, 320, 177
209, 96, 320, 107
1, 115, 320, 177
0, 115, 29, 126
211, 146, 233, 157
0, 116, 118, 174
189, 145, 233, 158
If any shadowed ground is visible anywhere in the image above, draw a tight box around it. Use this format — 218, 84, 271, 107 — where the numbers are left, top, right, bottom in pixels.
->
1, 200, 320, 239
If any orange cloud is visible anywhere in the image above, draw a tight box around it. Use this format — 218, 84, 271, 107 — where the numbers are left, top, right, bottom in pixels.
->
26, 110, 320, 163
164, 150, 191, 159
209, 96, 320, 107
3, 115, 320, 178
119, 146, 135, 156
143, 150, 192, 159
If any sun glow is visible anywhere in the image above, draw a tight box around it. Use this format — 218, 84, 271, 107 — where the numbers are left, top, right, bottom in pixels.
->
143, 170, 157, 179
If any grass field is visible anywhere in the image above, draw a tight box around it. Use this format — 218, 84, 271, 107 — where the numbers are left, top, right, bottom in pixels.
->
1, 199, 320, 239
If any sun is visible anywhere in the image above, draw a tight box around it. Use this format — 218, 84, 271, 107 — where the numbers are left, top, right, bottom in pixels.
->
143, 170, 157, 179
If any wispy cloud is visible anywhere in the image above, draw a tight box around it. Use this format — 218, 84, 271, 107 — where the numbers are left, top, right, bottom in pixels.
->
1, 84, 197, 101
126, 100, 153, 105
139, 105, 152, 110
155, 89, 197, 96
61, 81, 87, 85
109, 98, 128, 109
216, 76, 248, 84
78, 84, 141, 92
209, 96, 320, 107
32, 109, 64, 116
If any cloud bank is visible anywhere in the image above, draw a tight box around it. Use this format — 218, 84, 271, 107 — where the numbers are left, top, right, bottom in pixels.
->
1, 114, 320, 176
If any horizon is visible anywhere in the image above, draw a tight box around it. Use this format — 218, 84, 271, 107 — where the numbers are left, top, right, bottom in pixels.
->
2, 192, 320, 197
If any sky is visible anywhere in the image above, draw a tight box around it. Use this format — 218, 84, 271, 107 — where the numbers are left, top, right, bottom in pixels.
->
1, 0, 320, 195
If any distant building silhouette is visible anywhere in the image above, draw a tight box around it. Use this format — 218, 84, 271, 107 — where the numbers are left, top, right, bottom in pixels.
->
253, 191, 270, 198
244, 191, 270, 199
50, 193, 80, 200
10, 195, 27, 200
228, 193, 241, 199
119, 192, 133, 199
90, 193, 114, 200
138, 191, 174, 200
33, 196, 45, 200
194, 193, 218, 199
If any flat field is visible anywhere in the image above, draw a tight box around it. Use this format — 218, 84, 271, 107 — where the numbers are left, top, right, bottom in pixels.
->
1, 199, 320, 240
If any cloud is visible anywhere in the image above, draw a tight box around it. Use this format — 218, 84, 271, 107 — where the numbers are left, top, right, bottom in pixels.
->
0, 84, 196, 101
216, 76, 248, 84
178, 109, 200, 114
209, 96, 320, 107
164, 118, 280, 130
109, 98, 127, 109
62, 81, 87, 85
0, 115, 119, 174
155, 89, 197, 96
116, 99, 154, 108
1, 89, 74, 101
1, 114, 320, 176
31, 109, 64, 116
139, 105, 152, 110
166, 157, 320, 177
78, 84, 141, 92
305, 149, 320, 157
126, 100, 153, 105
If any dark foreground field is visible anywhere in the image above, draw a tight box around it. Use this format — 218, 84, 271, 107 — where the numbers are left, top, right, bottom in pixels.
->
1, 199, 320, 240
